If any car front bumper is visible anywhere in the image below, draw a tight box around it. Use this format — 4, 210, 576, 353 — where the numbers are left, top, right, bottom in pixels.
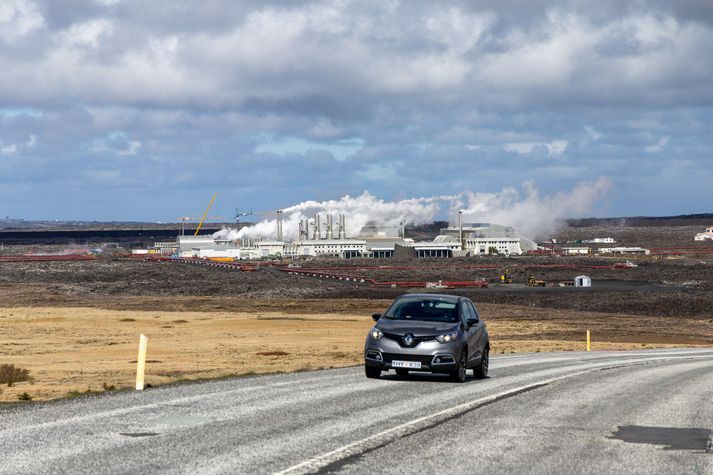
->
364, 337, 462, 373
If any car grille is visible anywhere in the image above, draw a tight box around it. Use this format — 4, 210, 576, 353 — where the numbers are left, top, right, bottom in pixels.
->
383, 332, 436, 347
381, 353, 434, 366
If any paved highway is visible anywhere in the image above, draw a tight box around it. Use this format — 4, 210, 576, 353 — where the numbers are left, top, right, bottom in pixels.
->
1, 348, 712, 474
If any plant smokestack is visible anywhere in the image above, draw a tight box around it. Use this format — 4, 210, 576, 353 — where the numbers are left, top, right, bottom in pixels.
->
458, 210, 463, 250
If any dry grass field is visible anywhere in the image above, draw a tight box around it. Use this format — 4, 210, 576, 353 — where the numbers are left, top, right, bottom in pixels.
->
1, 222, 711, 402
2, 301, 711, 402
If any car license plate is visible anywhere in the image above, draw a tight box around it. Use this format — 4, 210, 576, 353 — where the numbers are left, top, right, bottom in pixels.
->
392, 360, 421, 369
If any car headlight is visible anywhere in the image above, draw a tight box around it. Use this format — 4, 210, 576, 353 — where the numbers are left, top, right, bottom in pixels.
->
436, 331, 459, 343
369, 327, 384, 340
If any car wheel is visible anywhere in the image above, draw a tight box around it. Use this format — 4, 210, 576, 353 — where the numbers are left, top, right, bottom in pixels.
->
449, 350, 467, 383
474, 346, 489, 379
365, 366, 381, 379
395, 369, 409, 376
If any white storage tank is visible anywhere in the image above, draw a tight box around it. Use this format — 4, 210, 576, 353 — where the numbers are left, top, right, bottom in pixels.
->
575, 275, 592, 287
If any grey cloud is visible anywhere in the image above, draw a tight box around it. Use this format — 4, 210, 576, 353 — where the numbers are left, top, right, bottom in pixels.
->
0, 0, 712, 219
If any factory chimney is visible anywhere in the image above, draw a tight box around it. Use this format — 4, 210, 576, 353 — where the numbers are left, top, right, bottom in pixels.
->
315, 214, 321, 240
339, 214, 346, 239
458, 210, 463, 250
326, 214, 333, 239
276, 210, 283, 242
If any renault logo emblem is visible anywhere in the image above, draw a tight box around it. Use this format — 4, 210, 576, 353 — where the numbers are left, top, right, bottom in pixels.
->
403, 334, 414, 346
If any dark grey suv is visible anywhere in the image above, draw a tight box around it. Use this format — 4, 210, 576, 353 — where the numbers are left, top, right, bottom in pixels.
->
364, 294, 489, 382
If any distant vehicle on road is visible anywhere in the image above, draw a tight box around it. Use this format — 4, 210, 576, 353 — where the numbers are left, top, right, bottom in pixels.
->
364, 294, 489, 382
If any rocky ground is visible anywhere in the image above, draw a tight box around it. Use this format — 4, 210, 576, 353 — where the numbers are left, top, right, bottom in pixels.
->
1, 222, 711, 402
0, 252, 711, 319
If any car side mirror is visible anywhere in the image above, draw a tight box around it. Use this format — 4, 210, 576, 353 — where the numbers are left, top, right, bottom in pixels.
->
466, 318, 479, 328
372, 313, 382, 321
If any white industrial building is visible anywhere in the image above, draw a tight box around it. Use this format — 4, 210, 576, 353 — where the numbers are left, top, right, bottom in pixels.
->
694, 227, 713, 241
464, 237, 525, 255
298, 239, 368, 258
584, 237, 615, 244
153, 241, 179, 255
562, 247, 591, 255
413, 238, 461, 257
597, 247, 650, 255
438, 219, 537, 256
171, 212, 540, 259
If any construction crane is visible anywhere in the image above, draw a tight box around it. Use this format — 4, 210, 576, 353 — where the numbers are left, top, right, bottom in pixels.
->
236, 208, 277, 218
234, 207, 253, 223
194, 193, 218, 236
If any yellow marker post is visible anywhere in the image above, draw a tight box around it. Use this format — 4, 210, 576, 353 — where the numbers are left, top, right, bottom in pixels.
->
136, 334, 148, 390
586, 330, 591, 352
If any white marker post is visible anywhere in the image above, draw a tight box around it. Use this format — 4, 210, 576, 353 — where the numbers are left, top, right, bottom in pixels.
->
136, 334, 148, 390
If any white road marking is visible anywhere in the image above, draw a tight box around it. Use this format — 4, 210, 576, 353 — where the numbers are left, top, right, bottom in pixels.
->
274, 354, 713, 475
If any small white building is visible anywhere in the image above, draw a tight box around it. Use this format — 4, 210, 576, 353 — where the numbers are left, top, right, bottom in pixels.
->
597, 247, 650, 255
575, 275, 592, 287
153, 241, 179, 255
562, 247, 590, 256
694, 227, 713, 241
464, 237, 524, 255
584, 237, 616, 244
298, 239, 368, 258
191, 248, 243, 259
413, 241, 461, 258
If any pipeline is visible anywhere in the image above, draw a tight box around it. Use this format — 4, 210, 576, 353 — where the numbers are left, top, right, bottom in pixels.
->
276, 267, 489, 289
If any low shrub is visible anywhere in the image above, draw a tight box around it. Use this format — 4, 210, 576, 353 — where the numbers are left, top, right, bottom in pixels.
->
0, 364, 31, 386
66, 389, 91, 398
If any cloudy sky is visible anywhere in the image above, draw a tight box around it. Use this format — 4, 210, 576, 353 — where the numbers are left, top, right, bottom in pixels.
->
1, 0, 711, 221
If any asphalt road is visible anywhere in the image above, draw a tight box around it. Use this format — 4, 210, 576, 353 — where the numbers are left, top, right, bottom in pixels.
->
1, 348, 712, 474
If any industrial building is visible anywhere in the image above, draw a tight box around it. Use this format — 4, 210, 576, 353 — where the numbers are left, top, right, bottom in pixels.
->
413, 239, 461, 258
597, 247, 650, 256
583, 237, 615, 244
438, 217, 537, 255
561, 247, 591, 256
170, 211, 538, 259
297, 239, 368, 258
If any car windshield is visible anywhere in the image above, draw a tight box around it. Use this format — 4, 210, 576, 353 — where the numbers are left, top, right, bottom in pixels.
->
384, 298, 459, 322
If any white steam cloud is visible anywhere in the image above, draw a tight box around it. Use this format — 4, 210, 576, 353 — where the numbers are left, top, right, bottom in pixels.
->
213, 192, 445, 241
213, 177, 612, 241
454, 177, 613, 239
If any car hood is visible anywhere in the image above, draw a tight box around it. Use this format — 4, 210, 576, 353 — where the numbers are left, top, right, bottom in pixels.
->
376, 319, 459, 336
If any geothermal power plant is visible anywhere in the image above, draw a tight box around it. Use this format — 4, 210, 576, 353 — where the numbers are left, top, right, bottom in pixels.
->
165, 210, 539, 260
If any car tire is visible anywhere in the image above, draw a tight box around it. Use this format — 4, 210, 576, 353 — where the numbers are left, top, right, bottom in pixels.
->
474, 346, 489, 379
365, 366, 381, 379
449, 350, 467, 383
395, 369, 409, 376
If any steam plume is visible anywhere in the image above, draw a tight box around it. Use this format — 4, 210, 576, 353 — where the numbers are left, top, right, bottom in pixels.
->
213, 192, 444, 241
454, 177, 613, 239
213, 177, 612, 241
